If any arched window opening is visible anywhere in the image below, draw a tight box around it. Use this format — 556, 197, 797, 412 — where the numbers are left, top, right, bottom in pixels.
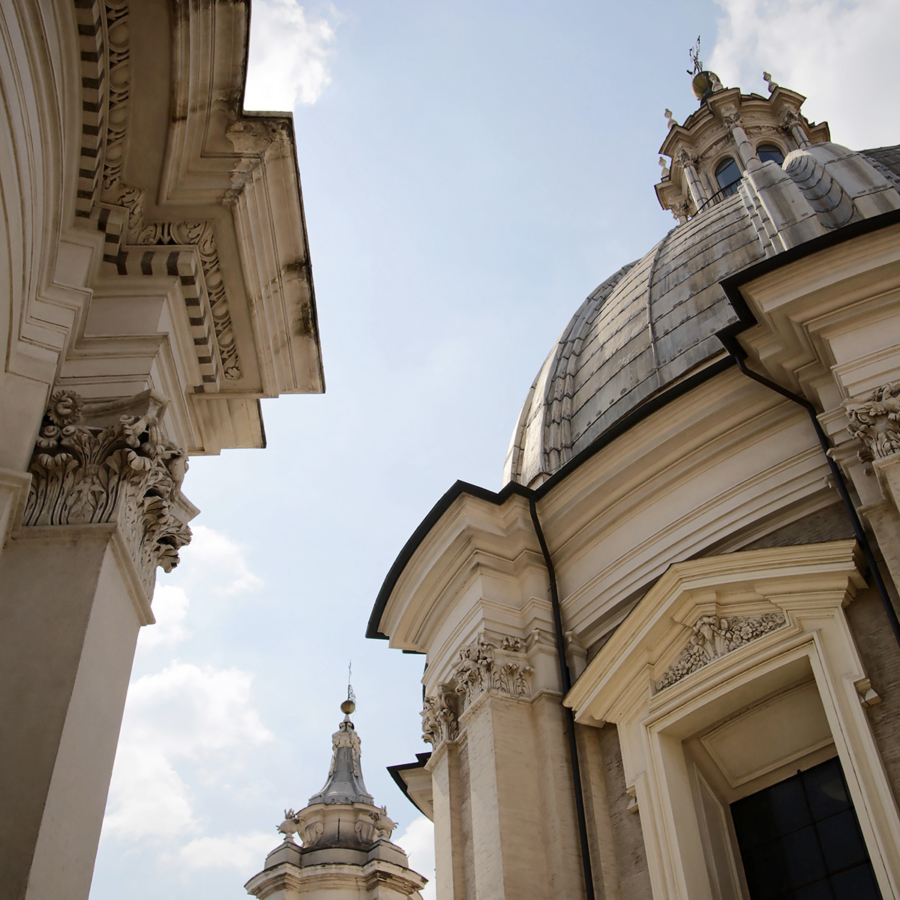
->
758, 144, 786, 166
715, 157, 742, 197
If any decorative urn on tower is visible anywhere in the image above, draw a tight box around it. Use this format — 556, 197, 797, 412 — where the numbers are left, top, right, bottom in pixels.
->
245, 695, 427, 900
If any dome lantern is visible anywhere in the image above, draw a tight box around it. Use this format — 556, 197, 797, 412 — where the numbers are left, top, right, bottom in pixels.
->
245, 693, 427, 900
655, 52, 829, 223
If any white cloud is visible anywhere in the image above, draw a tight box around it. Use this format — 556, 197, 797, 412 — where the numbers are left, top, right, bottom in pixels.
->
177, 524, 263, 596
142, 585, 190, 649
708, 0, 900, 149
244, 0, 338, 111
103, 663, 273, 842
397, 816, 435, 900
178, 832, 277, 874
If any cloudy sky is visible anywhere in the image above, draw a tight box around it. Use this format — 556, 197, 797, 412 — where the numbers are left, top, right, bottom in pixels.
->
89, 2, 900, 899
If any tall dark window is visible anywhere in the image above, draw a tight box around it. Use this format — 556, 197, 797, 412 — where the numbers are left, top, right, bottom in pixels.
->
731, 757, 881, 900
758, 144, 786, 166
715, 157, 742, 197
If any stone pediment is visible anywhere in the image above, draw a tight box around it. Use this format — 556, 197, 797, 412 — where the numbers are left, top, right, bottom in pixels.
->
565, 541, 865, 726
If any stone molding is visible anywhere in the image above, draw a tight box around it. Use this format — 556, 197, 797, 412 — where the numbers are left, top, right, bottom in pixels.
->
133, 220, 242, 381
75, 0, 243, 389
655, 612, 787, 692
845, 382, 900, 463
22, 390, 192, 597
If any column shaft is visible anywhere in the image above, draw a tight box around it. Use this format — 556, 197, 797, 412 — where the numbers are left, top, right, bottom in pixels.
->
0, 526, 145, 900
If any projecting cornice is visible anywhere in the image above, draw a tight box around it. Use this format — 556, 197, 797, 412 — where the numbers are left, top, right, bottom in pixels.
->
58, 0, 324, 454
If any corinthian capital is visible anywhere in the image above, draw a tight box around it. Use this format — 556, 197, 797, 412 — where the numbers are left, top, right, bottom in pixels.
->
845, 382, 900, 463
675, 148, 697, 169
23, 390, 193, 597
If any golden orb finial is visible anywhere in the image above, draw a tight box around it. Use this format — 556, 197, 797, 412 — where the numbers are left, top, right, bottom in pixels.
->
341, 698, 356, 715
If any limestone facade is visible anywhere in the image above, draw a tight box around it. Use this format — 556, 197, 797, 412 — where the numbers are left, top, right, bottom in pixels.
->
0, 2, 323, 898
372, 72, 900, 900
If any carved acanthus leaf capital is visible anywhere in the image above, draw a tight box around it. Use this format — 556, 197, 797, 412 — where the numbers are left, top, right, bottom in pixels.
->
453, 634, 533, 710
421, 684, 458, 748
846, 383, 900, 463
675, 148, 698, 169
23, 390, 192, 598
656, 612, 786, 692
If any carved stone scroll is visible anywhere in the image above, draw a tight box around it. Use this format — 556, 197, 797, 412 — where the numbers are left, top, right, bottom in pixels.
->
846, 382, 900, 463
656, 612, 786, 692
22, 390, 192, 597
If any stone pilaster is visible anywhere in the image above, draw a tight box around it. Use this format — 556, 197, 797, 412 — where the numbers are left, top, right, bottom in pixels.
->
0, 390, 194, 900
421, 632, 590, 900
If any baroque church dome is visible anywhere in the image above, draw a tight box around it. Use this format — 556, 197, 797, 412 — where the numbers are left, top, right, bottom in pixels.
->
503, 74, 900, 488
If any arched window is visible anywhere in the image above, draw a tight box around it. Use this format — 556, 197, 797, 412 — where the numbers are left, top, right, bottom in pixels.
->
758, 144, 786, 166
715, 157, 742, 197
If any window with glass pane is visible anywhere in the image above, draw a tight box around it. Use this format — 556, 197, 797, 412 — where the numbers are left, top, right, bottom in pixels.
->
731, 757, 881, 900
715, 157, 742, 197
758, 144, 786, 166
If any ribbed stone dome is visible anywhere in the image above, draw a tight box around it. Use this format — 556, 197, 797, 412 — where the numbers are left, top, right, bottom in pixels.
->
503, 144, 900, 488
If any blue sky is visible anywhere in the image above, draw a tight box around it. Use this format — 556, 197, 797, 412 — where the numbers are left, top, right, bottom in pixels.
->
89, 2, 900, 898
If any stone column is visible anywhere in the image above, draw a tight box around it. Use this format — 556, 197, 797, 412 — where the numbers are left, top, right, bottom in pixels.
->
676, 150, 707, 210
0, 390, 193, 900
782, 109, 811, 150
722, 109, 761, 172
434, 633, 577, 900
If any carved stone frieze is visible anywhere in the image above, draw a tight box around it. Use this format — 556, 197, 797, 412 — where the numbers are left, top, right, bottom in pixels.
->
656, 612, 786, 691
846, 382, 900, 462
421, 684, 458, 747
22, 390, 192, 597
453, 634, 534, 710
100, 0, 130, 193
